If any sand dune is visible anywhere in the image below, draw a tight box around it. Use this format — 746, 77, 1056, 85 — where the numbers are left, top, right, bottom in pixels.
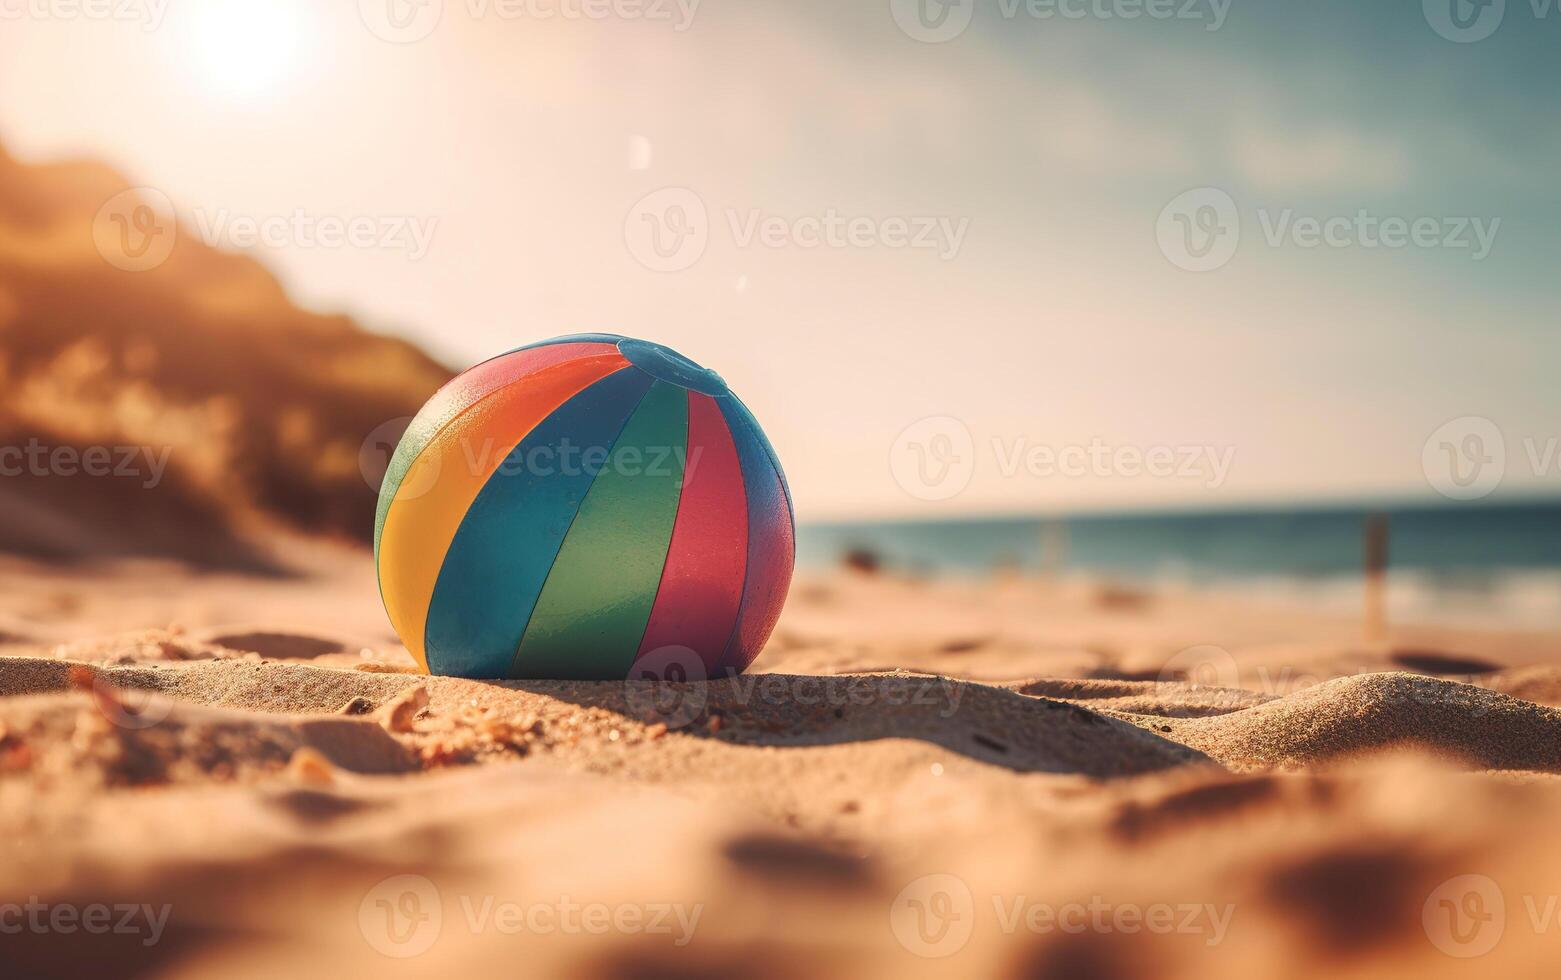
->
1116, 672, 1561, 772
0, 138, 453, 564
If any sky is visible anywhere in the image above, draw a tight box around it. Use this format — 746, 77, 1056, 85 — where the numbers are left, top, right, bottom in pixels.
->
1, 0, 1558, 520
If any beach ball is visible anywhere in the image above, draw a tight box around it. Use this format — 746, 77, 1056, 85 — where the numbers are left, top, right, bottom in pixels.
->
374, 334, 794, 680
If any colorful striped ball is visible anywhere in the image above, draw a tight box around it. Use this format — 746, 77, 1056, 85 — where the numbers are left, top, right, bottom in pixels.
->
374, 334, 795, 680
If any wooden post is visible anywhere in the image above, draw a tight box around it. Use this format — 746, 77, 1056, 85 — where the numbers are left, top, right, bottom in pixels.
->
1038, 519, 1069, 582
1364, 513, 1389, 645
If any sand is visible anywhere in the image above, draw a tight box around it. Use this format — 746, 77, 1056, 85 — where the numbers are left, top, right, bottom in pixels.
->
4, 548, 1561, 978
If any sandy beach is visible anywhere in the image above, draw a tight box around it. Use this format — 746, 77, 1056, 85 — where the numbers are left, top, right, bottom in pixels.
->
4, 542, 1561, 977
4, 11, 1558, 975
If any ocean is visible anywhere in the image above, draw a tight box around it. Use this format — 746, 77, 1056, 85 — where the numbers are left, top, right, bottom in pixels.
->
797, 500, 1561, 631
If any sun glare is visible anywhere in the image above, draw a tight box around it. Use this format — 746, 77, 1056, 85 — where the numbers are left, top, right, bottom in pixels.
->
181, 0, 310, 101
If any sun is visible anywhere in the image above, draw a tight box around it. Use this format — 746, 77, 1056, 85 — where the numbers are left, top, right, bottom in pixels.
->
180, 0, 312, 101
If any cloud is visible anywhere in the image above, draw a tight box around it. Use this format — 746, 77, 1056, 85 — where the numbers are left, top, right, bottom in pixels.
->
1229, 122, 1411, 193
1027, 86, 1198, 178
